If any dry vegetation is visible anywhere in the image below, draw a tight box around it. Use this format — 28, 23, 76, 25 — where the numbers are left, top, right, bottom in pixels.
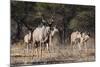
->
10, 38, 95, 66
11, 1, 95, 66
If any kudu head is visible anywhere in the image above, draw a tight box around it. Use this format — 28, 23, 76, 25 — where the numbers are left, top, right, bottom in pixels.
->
41, 15, 54, 27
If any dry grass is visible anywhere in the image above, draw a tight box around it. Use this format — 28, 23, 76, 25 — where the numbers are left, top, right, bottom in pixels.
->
10, 38, 95, 66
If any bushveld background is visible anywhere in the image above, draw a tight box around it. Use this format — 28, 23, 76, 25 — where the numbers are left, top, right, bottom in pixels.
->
11, 1, 95, 66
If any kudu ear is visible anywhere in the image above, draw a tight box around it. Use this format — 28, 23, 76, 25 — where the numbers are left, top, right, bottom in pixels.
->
41, 16, 47, 26
42, 17, 46, 23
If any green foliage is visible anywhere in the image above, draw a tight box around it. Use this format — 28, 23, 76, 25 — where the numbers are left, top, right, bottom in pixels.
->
11, 1, 95, 41
68, 11, 95, 32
